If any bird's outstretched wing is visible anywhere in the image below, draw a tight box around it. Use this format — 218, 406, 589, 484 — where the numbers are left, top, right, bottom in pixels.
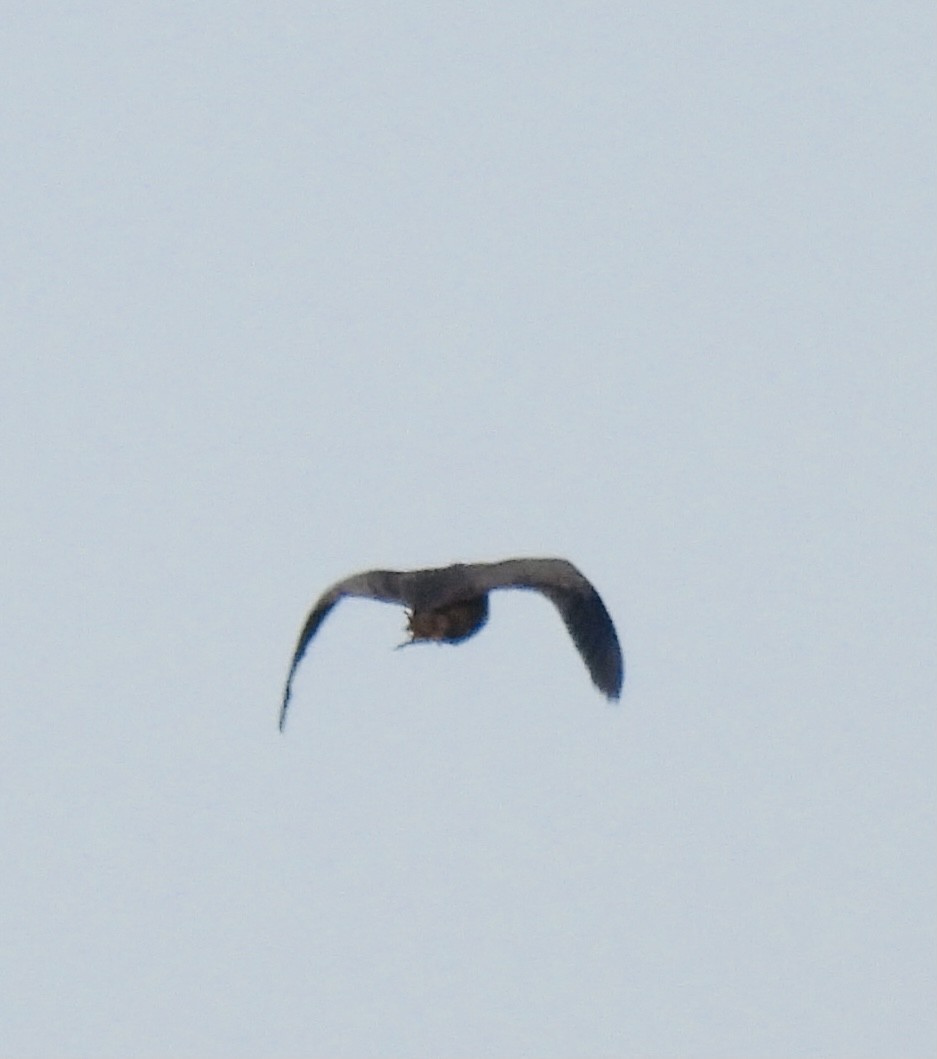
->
279, 569, 408, 730
461, 558, 624, 700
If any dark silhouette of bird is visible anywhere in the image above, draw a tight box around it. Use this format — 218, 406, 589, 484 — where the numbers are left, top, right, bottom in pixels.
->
279, 557, 623, 730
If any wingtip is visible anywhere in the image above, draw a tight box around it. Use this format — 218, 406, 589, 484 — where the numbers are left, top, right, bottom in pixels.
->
599, 658, 624, 701
598, 678, 622, 702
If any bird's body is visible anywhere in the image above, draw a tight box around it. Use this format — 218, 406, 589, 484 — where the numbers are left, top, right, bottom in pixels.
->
279, 557, 623, 730
405, 594, 490, 643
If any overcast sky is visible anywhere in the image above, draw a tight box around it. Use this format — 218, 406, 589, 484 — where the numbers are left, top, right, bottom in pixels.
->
2, 3, 934, 1057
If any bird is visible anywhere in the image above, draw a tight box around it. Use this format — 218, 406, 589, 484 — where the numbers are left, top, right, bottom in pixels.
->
278, 557, 623, 730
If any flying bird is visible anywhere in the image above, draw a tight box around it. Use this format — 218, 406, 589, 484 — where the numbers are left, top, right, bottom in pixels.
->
279, 557, 623, 730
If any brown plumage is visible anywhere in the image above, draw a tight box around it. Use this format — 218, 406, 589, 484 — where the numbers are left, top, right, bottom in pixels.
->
279, 557, 623, 730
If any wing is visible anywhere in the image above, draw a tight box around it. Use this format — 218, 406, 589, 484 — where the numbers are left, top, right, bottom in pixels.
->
463, 558, 624, 699
279, 569, 409, 730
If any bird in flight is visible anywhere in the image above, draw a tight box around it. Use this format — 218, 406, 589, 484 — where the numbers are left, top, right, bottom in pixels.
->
278, 557, 623, 730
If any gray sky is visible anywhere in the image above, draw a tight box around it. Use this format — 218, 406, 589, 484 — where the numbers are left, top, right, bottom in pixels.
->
2, 4, 934, 1057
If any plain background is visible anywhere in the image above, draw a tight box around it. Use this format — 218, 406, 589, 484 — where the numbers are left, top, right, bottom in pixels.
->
2, 3, 934, 1057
